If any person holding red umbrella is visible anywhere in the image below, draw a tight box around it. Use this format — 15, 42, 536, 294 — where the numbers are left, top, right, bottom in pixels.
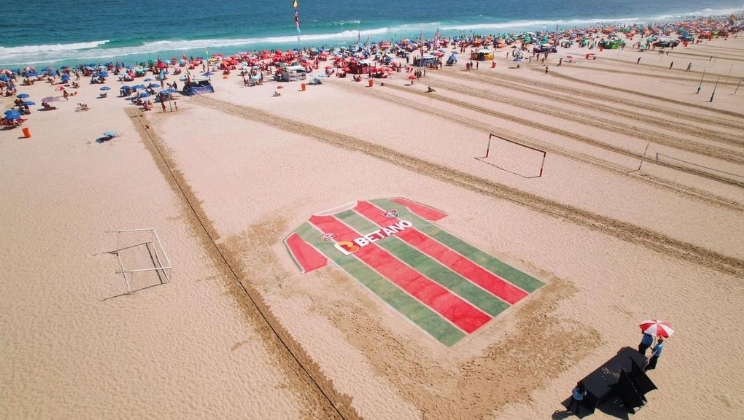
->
645, 337, 665, 371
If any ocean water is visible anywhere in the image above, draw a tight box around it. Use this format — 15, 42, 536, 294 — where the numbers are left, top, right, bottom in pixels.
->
0, 0, 742, 68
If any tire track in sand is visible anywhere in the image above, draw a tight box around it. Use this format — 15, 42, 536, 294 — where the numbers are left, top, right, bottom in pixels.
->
379, 82, 744, 189
126, 108, 356, 420
332, 81, 744, 212
443, 64, 744, 128
434, 69, 744, 151
193, 95, 744, 278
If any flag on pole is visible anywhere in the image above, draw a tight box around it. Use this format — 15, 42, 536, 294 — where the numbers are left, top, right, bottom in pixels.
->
293, 0, 300, 33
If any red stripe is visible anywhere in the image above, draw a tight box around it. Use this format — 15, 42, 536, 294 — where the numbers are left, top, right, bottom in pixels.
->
392, 197, 447, 221
355, 201, 528, 304
285, 232, 327, 273
309, 214, 490, 333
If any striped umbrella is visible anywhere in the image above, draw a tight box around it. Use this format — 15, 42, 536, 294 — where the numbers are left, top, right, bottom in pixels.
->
639, 319, 674, 338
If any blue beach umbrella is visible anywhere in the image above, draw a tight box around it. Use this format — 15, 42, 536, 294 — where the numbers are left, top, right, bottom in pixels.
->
16, 93, 29, 98
103, 131, 117, 137
23, 101, 35, 106
120, 85, 132, 90
143, 78, 152, 81
100, 86, 111, 91
149, 83, 160, 88
132, 84, 146, 90
138, 92, 150, 98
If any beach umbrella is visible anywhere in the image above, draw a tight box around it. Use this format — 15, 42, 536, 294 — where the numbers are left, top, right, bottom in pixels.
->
16, 93, 30, 98
103, 131, 117, 137
138, 92, 150, 98
100, 86, 111, 91
408, 74, 417, 80
143, 77, 153, 81
55, 86, 66, 91
42, 96, 59, 103
639, 319, 674, 338
149, 82, 160, 88
5, 109, 21, 116
23, 101, 35, 106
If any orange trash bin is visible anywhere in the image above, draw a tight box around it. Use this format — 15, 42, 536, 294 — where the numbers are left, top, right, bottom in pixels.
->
368, 79, 373, 87
301, 83, 306, 91
22, 127, 31, 138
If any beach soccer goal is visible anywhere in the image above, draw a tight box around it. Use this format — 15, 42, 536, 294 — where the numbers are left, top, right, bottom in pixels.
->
475, 133, 547, 178
106, 228, 172, 295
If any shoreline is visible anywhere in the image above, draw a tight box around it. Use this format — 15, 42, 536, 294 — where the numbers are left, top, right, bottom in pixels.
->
1, 12, 741, 70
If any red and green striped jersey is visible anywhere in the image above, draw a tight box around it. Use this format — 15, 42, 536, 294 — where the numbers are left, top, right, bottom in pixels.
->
284, 197, 544, 346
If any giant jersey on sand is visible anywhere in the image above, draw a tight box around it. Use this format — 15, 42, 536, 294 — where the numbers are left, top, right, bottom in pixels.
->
284, 198, 544, 346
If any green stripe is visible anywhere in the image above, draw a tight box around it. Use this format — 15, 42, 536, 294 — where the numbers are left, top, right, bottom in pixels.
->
295, 222, 465, 346
336, 210, 509, 317
370, 198, 544, 292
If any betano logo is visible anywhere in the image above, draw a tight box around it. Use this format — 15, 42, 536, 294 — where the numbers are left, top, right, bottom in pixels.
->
333, 220, 413, 255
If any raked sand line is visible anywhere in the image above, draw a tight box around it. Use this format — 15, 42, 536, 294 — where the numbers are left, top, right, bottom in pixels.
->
451, 63, 744, 127
333, 80, 744, 212
377, 82, 744, 189
338, 80, 744, 211
193, 95, 744, 277
124, 107, 359, 420
550, 71, 744, 120
429, 70, 744, 156
435, 69, 744, 147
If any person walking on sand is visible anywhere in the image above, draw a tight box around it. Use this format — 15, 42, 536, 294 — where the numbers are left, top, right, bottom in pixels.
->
637, 57, 641, 64
669, 61, 674, 69
638, 332, 654, 355
644, 337, 664, 371
686, 62, 692, 72
567, 381, 587, 415
545, 66, 549, 74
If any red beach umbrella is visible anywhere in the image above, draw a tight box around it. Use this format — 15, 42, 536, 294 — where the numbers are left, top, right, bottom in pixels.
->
408, 74, 417, 80
639, 319, 675, 338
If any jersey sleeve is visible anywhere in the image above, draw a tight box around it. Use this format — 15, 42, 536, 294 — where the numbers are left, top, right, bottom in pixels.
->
284, 230, 328, 273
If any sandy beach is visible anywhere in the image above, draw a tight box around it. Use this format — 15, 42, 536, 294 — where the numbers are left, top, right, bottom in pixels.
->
2, 34, 744, 420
